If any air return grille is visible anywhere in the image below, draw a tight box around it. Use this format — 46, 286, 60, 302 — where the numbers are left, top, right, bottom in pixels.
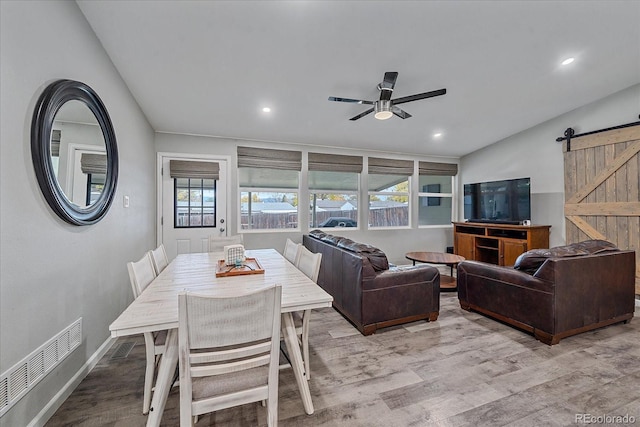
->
0, 318, 82, 418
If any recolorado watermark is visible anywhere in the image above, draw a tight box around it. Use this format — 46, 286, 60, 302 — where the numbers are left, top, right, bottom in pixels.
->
575, 413, 636, 424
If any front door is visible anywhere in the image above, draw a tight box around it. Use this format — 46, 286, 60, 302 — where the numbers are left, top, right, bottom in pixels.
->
159, 154, 228, 261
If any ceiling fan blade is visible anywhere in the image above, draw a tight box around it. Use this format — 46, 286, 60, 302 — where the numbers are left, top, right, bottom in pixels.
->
392, 88, 446, 105
328, 96, 374, 105
349, 108, 374, 121
379, 72, 398, 101
392, 106, 412, 119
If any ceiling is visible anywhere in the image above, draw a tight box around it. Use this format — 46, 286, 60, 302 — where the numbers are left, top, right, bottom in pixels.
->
77, 1, 640, 158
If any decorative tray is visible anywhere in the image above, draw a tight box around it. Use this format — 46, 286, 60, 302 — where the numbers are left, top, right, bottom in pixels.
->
215, 257, 265, 277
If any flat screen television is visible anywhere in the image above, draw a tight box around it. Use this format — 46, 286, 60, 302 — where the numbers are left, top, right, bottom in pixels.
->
464, 177, 531, 225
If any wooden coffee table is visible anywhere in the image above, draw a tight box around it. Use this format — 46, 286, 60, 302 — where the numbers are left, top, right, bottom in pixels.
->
405, 251, 466, 291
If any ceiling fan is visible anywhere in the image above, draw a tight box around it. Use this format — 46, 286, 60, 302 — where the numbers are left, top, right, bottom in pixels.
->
328, 72, 446, 121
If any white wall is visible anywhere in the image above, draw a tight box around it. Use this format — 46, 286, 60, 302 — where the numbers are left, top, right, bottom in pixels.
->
460, 84, 640, 247
155, 133, 459, 265
0, 2, 155, 425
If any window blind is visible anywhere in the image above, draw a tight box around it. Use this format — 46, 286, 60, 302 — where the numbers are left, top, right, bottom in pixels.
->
237, 146, 302, 171
169, 160, 219, 180
308, 153, 363, 173
80, 153, 107, 175
418, 161, 458, 176
368, 157, 414, 175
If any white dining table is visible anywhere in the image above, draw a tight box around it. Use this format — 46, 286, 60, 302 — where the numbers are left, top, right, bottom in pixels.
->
109, 248, 333, 427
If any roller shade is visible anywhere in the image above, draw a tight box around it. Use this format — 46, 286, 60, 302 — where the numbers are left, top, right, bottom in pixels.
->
418, 161, 458, 176
80, 153, 107, 175
308, 153, 363, 173
169, 160, 219, 180
368, 157, 414, 175
237, 146, 302, 171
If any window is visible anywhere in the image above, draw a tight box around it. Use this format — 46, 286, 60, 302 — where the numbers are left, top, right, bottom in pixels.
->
238, 147, 301, 230
80, 152, 107, 206
174, 178, 216, 227
417, 161, 458, 227
85, 173, 105, 205
170, 160, 219, 228
308, 153, 362, 229
367, 157, 413, 228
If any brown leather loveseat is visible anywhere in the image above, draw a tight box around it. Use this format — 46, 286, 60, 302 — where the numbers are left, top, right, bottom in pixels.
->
303, 230, 440, 335
457, 240, 636, 345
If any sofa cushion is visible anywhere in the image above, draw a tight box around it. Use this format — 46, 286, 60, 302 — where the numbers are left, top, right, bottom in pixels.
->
568, 239, 619, 254
337, 240, 389, 271
335, 237, 355, 249
320, 234, 345, 246
309, 229, 326, 239
514, 240, 618, 275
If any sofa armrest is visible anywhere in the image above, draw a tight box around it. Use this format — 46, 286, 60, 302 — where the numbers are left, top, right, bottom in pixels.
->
544, 250, 636, 331
457, 260, 553, 295
457, 260, 556, 333
365, 265, 439, 291
361, 264, 440, 328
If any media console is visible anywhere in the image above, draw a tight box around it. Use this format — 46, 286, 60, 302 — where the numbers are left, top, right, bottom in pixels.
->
453, 222, 551, 266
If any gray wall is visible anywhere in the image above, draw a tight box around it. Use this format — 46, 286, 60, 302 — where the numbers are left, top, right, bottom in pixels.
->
155, 133, 458, 265
459, 84, 640, 248
0, 1, 155, 425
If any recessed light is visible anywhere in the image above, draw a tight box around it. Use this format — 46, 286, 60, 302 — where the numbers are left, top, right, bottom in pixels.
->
561, 57, 575, 66
262, 107, 271, 113
433, 132, 442, 138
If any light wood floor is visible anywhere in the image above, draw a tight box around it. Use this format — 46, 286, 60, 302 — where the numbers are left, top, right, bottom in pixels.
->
46, 293, 640, 427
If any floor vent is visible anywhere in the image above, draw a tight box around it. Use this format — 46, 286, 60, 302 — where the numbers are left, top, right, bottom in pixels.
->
110, 341, 135, 360
0, 318, 81, 418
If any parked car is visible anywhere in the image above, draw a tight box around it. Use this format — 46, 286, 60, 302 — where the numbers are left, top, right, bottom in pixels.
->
318, 217, 357, 228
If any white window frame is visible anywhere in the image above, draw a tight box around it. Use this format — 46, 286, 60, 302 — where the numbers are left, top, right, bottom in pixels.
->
367, 175, 411, 230
309, 189, 360, 230
237, 185, 300, 233
417, 175, 456, 228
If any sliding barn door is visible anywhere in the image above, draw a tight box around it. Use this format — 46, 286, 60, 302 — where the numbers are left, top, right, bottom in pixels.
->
563, 125, 640, 294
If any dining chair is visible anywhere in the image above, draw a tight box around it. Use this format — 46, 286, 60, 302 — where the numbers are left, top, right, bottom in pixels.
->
293, 246, 322, 380
178, 285, 282, 427
150, 243, 169, 275
283, 238, 301, 264
208, 234, 243, 252
127, 252, 166, 415
295, 246, 322, 283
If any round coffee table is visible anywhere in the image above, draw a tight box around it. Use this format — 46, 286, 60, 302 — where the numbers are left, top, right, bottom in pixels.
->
405, 251, 466, 291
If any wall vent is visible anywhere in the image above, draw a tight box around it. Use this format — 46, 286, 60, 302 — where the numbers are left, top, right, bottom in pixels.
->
0, 318, 82, 418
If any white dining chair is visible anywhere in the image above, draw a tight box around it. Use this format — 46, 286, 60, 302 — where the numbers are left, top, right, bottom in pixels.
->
293, 246, 322, 380
295, 246, 322, 283
283, 238, 301, 264
127, 252, 166, 415
208, 234, 243, 252
150, 243, 169, 275
178, 285, 282, 427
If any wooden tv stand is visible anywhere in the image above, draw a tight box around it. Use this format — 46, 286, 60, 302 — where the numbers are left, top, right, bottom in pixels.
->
453, 222, 550, 266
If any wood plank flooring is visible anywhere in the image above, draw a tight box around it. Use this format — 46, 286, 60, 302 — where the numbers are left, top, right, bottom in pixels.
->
45, 293, 640, 426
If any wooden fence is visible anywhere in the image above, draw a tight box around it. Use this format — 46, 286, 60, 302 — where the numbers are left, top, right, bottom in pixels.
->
240, 207, 409, 229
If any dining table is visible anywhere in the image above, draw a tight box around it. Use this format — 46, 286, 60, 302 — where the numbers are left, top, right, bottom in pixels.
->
109, 248, 333, 427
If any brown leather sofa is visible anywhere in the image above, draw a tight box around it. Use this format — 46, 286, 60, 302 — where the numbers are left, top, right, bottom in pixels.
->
303, 230, 440, 335
457, 240, 636, 345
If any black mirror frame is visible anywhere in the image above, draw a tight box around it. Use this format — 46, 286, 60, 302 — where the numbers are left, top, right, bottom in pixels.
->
31, 79, 118, 225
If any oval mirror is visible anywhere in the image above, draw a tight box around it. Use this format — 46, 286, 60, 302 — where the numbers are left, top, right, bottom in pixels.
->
31, 80, 118, 225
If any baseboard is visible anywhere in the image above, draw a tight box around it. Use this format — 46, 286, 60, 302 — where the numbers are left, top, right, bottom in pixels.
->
26, 336, 116, 427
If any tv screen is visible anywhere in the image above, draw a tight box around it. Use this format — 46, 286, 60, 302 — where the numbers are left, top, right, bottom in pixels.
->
464, 178, 531, 224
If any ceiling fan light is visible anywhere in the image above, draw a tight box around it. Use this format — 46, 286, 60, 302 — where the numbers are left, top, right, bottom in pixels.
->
374, 100, 393, 120
374, 111, 393, 120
